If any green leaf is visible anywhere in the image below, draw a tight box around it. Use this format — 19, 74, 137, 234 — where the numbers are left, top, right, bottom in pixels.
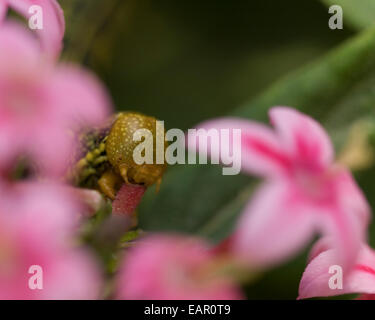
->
138, 26, 375, 242
321, 0, 375, 30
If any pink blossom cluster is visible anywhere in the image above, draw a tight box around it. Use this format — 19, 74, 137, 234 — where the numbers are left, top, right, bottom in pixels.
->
192, 107, 375, 299
0, 0, 109, 299
115, 235, 244, 300
0, 0, 64, 59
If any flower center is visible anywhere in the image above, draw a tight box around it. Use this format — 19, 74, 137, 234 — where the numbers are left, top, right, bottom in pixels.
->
293, 166, 335, 204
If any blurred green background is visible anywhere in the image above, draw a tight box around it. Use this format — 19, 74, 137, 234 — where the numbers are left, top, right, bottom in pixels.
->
59, 0, 375, 299
61, 0, 352, 129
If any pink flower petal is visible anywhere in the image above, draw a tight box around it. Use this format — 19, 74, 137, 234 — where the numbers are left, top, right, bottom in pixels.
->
0, 181, 103, 299
317, 170, 370, 271
233, 180, 315, 267
0, 181, 79, 242
0, 23, 112, 177
7, 0, 65, 58
269, 107, 334, 170
68, 187, 105, 218
335, 169, 370, 229
0, 1, 7, 21
307, 237, 334, 263
189, 118, 291, 177
30, 123, 75, 177
116, 235, 243, 300
299, 243, 375, 299
0, 23, 47, 170
0, 246, 102, 300
49, 65, 112, 126
350, 246, 375, 295
318, 209, 363, 274
38, 249, 102, 300
298, 248, 345, 299
0, 21, 42, 71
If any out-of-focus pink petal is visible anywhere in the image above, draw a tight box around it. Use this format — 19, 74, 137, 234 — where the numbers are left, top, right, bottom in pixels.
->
0, 1, 7, 21
188, 118, 291, 177
349, 246, 375, 295
39, 249, 102, 300
299, 244, 375, 299
116, 235, 243, 300
0, 181, 79, 243
67, 187, 105, 218
49, 65, 112, 126
233, 180, 315, 267
269, 107, 334, 170
335, 168, 370, 228
0, 246, 102, 300
0, 21, 42, 72
307, 237, 334, 263
26, 123, 74, 177
298, 248, 344, 299
0, 23, 112, 177
317, 170, 370, 271
0, 23, 46, 171
7, 0, 65, 58
0, 182, 103, 300
318, 208, 364, 273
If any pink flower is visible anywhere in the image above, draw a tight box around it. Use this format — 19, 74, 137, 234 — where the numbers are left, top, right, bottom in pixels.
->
0, 181, 102, 299
191, 107, 370, 269
0, 181, 77, 240
116, 235, 243, 300
0, 23, 112, 177
1, 0, 65, 58
68, 187, 106, 218
0, 1, 6, 21
298, 238, 375, 299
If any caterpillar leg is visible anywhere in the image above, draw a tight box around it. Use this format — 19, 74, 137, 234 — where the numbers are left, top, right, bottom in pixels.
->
98, 170, 122, 200
119, 164, 131, 184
